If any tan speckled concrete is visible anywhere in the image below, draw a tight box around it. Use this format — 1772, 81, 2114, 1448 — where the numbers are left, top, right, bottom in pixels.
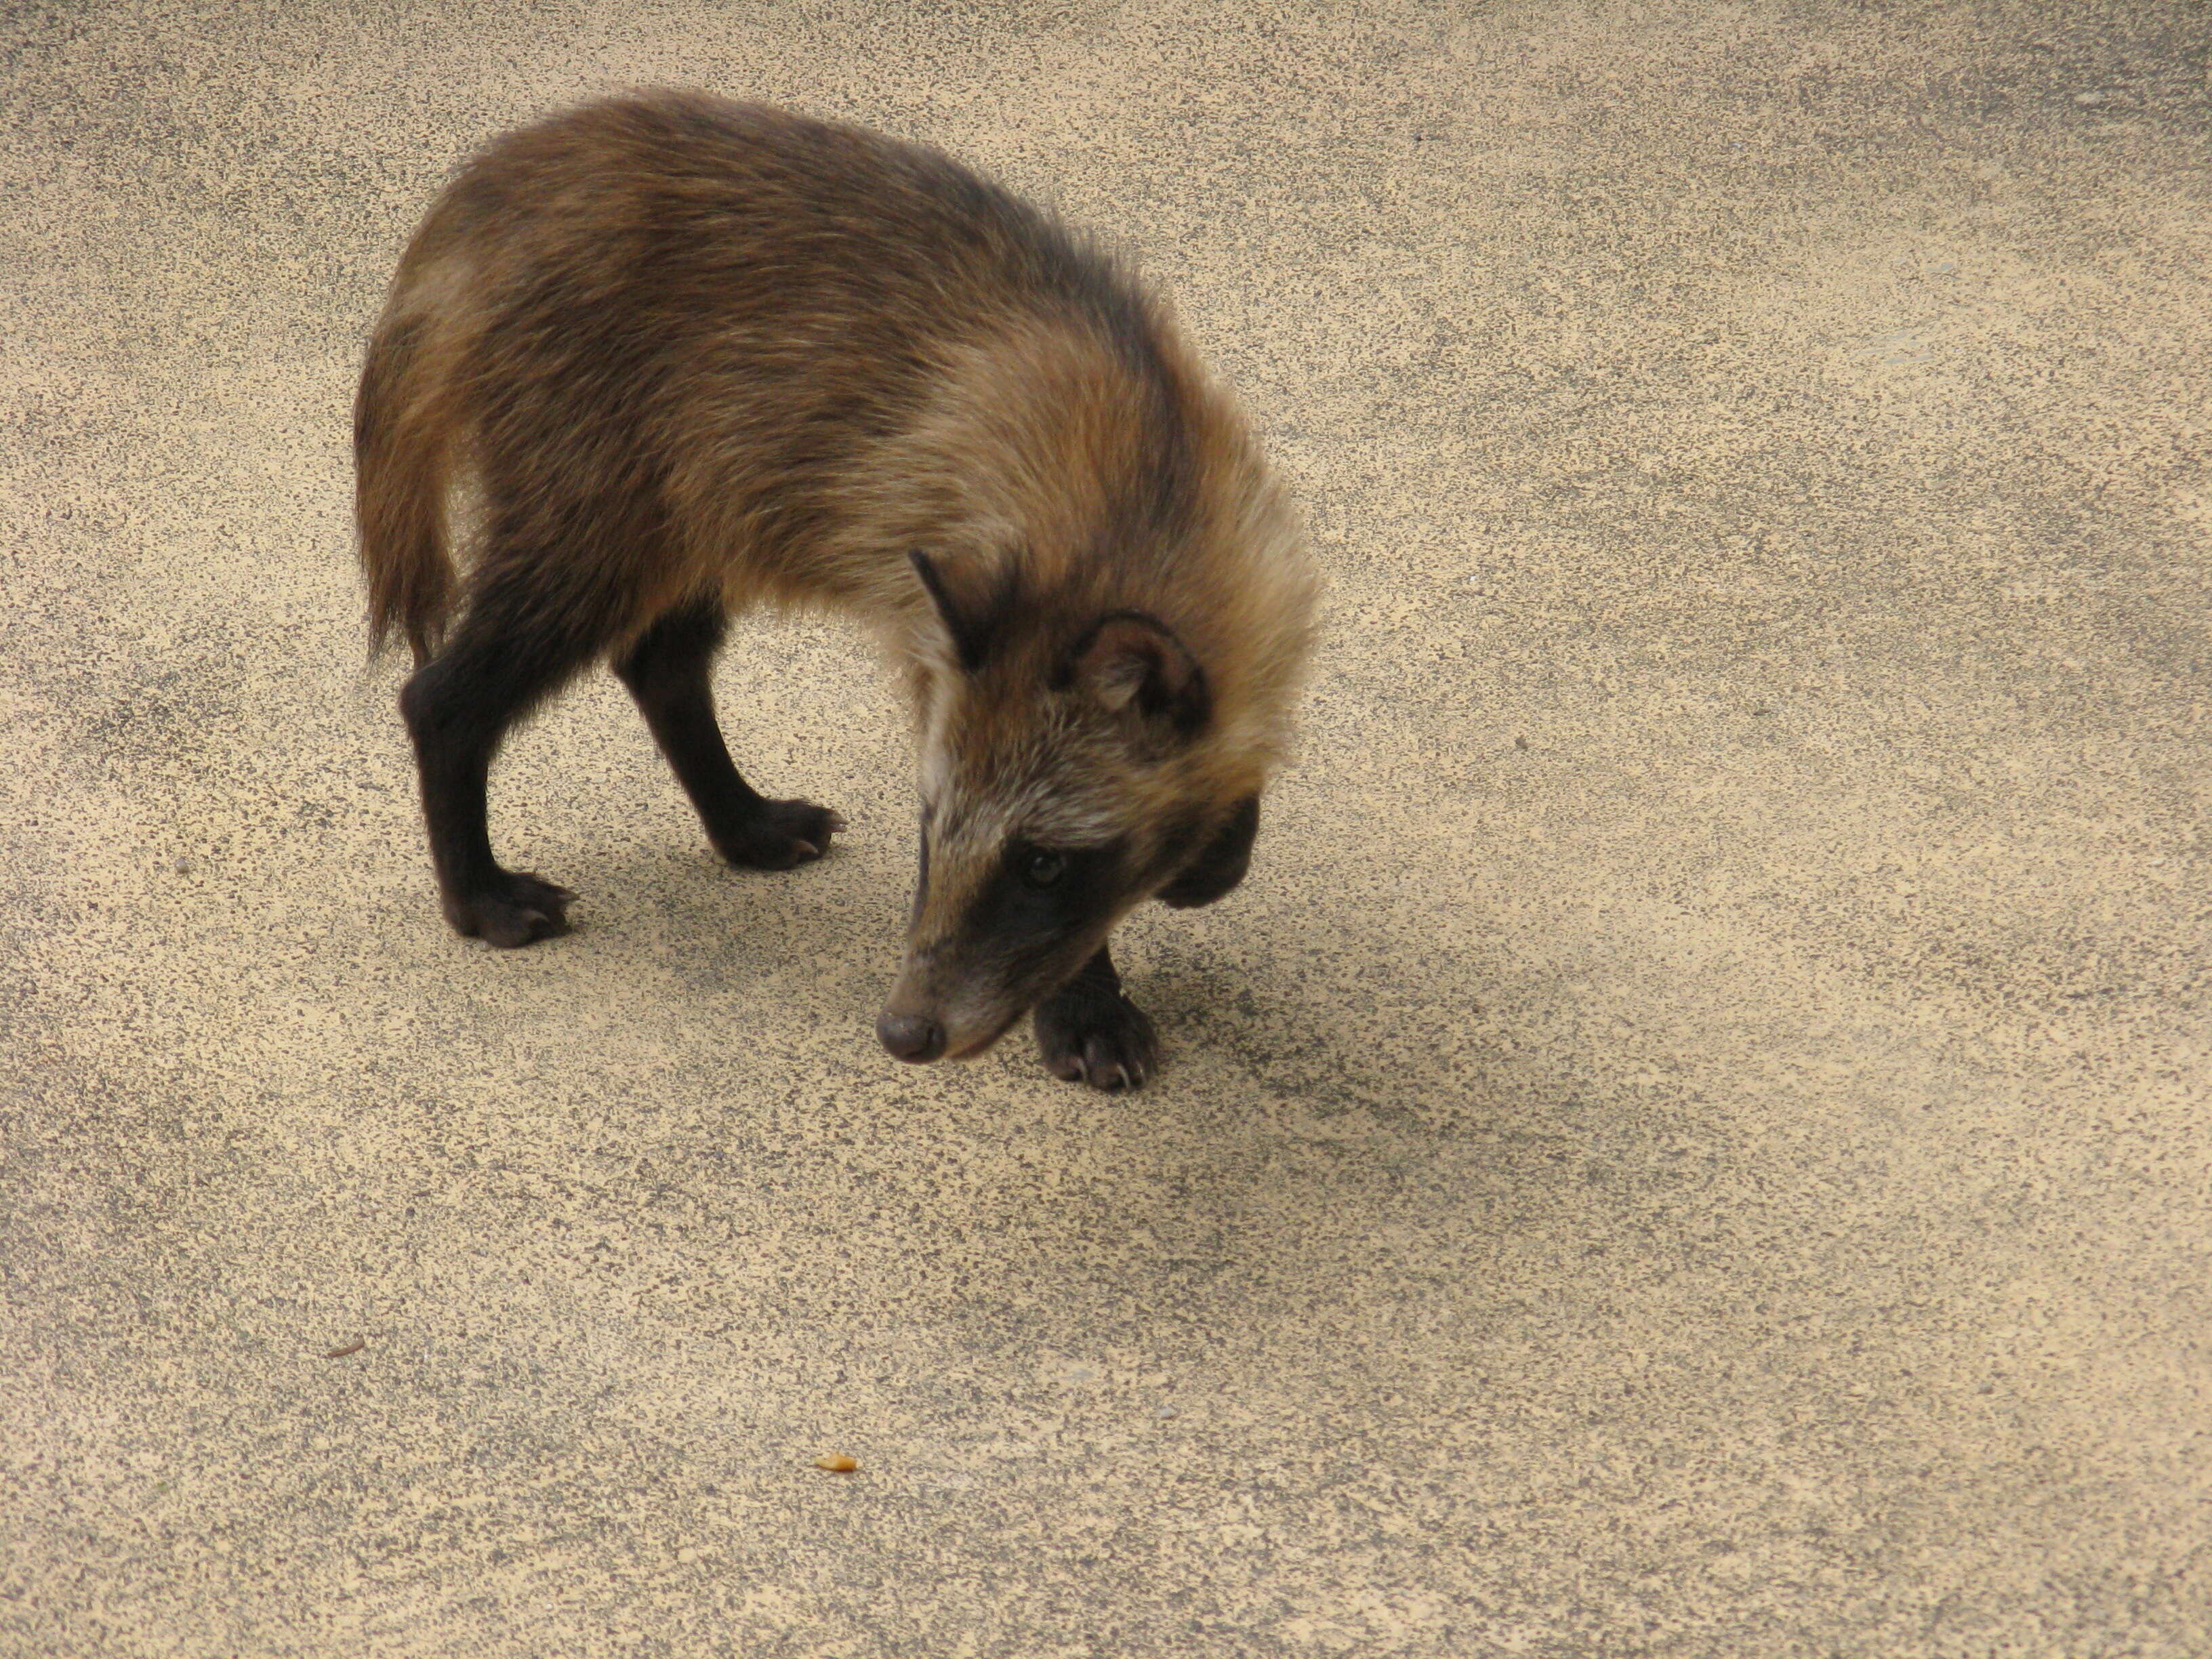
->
5, 3, 2209, 1654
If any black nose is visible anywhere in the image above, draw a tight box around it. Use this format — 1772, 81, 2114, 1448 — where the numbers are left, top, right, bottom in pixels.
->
876, 1010, 946, 1063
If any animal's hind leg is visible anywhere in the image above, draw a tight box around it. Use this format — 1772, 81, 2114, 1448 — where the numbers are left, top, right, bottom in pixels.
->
613, 600, 844, 869
398, 568, 600, 948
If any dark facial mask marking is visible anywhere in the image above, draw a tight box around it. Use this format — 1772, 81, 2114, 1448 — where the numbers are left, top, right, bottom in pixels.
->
943, 835, 1130, 1004
1156, 794, 1259, 909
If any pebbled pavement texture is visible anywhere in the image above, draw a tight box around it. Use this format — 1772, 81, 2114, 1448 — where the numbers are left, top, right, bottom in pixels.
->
3, 3, 2208, 1654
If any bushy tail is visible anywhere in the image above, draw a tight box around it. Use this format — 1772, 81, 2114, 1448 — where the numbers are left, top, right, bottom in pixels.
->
354, 310, 459, 667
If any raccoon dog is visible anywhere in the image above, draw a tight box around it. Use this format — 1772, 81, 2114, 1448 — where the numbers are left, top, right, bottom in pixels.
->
354, 91, 1318, 1090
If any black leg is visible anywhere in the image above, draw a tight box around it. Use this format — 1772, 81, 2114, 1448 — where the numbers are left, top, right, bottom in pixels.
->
1033, 943, 1159, 1091
398, 584, 593, 948
612, 601, 844, 869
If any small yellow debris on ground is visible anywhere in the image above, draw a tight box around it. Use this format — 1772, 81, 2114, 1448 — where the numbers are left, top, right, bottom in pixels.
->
814, 1454, 858, 1473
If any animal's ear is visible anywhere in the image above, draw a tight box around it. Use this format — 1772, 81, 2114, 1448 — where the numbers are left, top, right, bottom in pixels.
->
1063, 611, 1210, 747
909, 550, 1012, 674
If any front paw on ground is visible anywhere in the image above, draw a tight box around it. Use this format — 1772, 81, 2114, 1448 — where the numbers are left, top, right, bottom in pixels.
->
1035, 993, 1160, 1092
714, 798, 846, 871
443, 871, 575, 948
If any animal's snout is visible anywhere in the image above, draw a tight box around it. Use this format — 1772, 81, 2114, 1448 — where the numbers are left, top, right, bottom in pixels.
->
876, 1009, 947, 1064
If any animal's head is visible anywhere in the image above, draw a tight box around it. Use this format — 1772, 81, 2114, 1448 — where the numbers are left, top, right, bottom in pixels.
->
874, 551, 1271, 1065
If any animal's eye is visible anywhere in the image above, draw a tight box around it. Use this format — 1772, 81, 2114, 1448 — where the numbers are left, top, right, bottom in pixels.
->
1019, 848, 1067, 890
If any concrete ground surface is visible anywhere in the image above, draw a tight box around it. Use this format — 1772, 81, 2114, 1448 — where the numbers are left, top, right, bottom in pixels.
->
3, 1, 2208, 1654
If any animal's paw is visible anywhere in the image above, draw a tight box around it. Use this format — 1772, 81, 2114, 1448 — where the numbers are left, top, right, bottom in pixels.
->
1034, 983, 1160, 1092
714, 798, 845, 871
443, 870, 575, 948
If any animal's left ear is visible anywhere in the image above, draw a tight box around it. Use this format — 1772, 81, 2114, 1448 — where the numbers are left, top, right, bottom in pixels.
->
1063, 611, 1211, 747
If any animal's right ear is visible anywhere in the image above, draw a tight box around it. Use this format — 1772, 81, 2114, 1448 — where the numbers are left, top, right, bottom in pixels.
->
910, 550, 1000, 674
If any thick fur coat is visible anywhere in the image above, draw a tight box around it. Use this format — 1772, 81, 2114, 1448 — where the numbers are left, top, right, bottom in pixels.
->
356, 91, 1318, 1088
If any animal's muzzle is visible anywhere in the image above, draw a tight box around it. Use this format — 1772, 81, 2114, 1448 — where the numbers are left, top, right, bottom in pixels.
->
876, 1009, 947, 1064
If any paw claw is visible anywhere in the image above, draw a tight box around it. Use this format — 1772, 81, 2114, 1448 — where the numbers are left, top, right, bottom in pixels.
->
1036, 989, 1159, 1093
446, 869, 575, 948
712, 798, 843, 871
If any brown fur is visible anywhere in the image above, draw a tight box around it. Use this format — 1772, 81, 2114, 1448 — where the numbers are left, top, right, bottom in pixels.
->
354, 91, 1318, 1087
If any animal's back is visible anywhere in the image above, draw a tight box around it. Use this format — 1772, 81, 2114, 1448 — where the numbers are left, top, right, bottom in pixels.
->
435, 93, 1139, 357
367, 92, 1170, 634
